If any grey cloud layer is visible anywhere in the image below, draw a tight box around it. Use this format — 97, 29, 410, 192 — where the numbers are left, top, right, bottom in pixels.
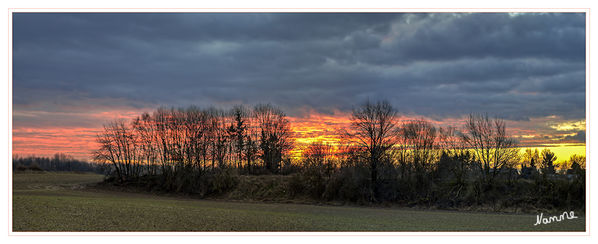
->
13, 13, 585, 122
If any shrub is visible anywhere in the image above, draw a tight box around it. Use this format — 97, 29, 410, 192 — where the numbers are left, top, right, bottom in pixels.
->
323, 165, 371, 203
200, 168, 239, 196
288, 173, 305, 197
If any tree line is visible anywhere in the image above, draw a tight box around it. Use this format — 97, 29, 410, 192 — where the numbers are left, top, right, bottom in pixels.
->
13, 153, 106, 173
94, 104, 293, 193
93, 101, 586, 210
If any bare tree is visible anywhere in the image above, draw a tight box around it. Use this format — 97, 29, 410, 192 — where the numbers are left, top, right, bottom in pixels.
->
521, 148, 540, 168
437, 126, 465, 156
303, 141, 335, 162
345, 100, 400, 200
400, 119, 438, 172
183, 106, 208, 170
229, 105, 249, 170
254, 104, 293, 173
213, 111, 230, 169
461, 113, 519, 182
244, 122, 260, 173
436, 126, 472, 186
132, 112, 159, 175
94, 120, 141, 181
302, 141, 336, 177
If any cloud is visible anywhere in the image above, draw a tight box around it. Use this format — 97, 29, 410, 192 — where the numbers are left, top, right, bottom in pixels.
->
378, 13, 585, 62
13, 12, 586, 124
550, 120, 586, 131
564, 131, 586, 143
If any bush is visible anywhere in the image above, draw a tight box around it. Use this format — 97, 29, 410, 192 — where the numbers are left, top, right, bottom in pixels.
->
227, 175, 292, 201
202, 167, 239, 196
100, 157, 585, 213
323, 165, 372, 203
288, 174, 305, 197
14, 164, 44, 172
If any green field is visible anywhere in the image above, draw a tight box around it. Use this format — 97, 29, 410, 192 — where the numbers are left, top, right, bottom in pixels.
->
12, 172, 586, 232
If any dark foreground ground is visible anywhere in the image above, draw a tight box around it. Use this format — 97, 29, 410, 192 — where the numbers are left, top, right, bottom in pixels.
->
12, 172, 586, 232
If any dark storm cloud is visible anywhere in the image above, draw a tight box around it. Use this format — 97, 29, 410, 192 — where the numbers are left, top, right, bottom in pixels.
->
13, 12, 585, 123
565, 131, 586, 143
374, 13, 585, 63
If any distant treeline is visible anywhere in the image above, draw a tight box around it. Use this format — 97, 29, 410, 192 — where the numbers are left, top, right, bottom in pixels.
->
13, 153, 107, 173
94, 101, 586, 212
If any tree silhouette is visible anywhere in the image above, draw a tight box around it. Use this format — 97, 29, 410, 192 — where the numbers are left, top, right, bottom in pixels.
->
302, 141, 335, 177
254, 104, 293, 173
540, 149, 556, 175
94, 120, 142, 182
461, 113, 519, 183
229, 105, 249, 170
345, 100, 400, 201
400, 119, 437, 172
522, 148, 540, 168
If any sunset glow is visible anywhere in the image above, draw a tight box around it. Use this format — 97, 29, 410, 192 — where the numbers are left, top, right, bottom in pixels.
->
12, 109, 587, 163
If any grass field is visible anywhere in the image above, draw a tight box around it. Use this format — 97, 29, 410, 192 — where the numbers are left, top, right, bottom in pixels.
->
12, 172, 586, 232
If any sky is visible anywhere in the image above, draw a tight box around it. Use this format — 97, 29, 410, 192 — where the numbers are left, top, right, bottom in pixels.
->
12, 12, 587, 161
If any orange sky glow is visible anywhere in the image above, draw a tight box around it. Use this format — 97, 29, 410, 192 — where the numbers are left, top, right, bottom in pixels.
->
12, 109, 586, 165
